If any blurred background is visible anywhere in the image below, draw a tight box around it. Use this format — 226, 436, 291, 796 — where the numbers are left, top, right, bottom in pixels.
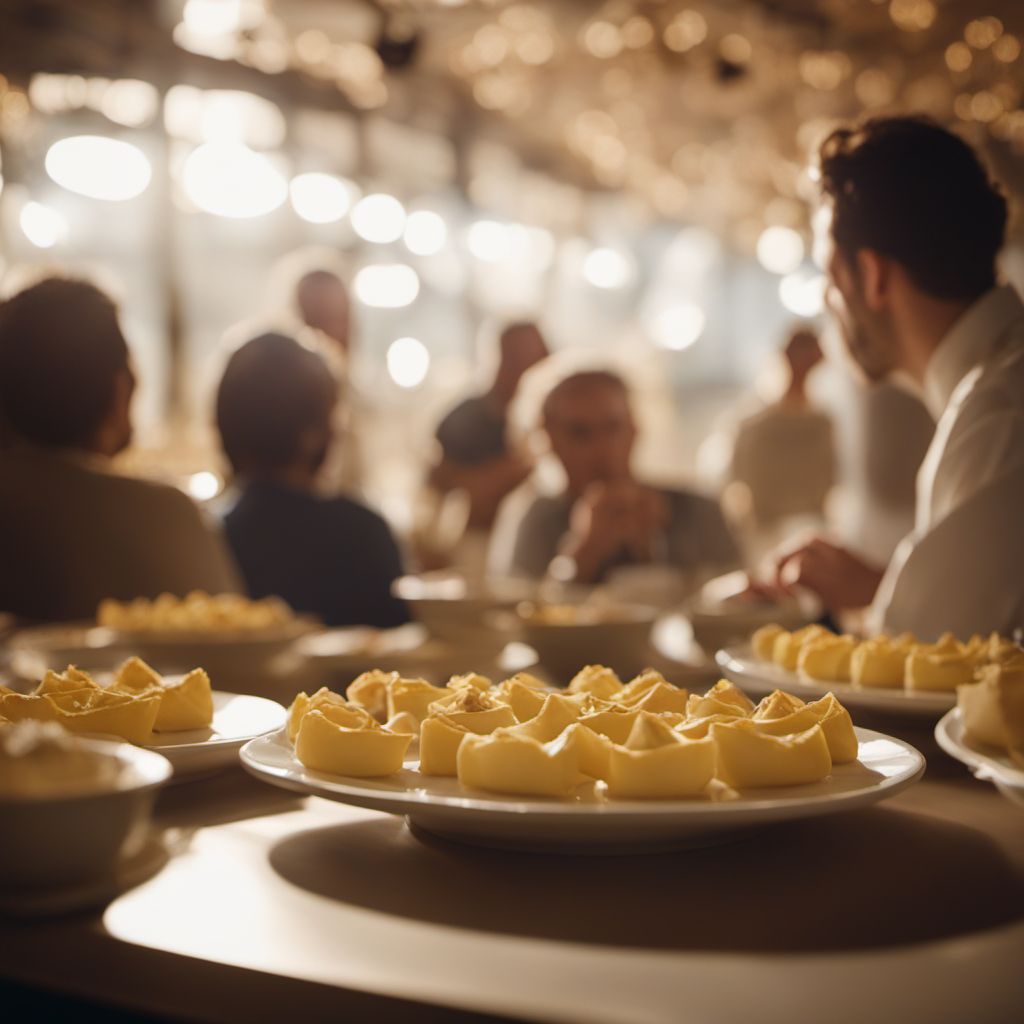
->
0, 0, 1022, 559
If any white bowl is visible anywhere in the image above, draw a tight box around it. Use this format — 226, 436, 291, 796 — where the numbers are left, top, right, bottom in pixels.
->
0, 738, 172, 888
393, 573, 533, 648
517, 604, 659, 685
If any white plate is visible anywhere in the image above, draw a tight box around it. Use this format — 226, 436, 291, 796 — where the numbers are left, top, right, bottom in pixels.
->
239, 726, 924, 852
935, 708, 1024, 808
716, 644, 955, 717
147, 692, 286, 776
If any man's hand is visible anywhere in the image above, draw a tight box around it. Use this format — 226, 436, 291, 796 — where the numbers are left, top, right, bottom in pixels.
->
562, 480, 667, 583
772, 537, 884, 612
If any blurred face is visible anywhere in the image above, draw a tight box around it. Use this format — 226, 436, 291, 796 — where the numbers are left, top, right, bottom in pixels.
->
821, 206, 899, 383
97, 364, 135, 456
544, 380, 635, 496
297, 274, 350, 351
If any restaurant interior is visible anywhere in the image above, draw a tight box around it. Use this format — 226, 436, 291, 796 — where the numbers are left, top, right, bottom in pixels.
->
1, 1, 1023, 1021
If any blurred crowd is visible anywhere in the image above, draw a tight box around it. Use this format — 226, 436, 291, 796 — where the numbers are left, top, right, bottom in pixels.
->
1, 115, 1022, 642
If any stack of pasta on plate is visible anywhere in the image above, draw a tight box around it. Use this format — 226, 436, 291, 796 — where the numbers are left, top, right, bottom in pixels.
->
0, 658, 214, 743
286, 665, 862, 800
751, 624, 1023, 693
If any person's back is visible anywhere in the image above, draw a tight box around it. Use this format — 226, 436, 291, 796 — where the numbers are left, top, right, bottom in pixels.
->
216, 331, 408, 629
0, 277, 239, 622
730, 327, 836, 526
223, 481, 407, 628
732, 405, 834, 523
0, 447, 239, 621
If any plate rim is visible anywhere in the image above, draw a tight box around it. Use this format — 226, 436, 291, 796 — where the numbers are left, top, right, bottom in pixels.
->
239, 725, 925, 824
934, 707, 1024, 788
145, 691, 286, 754
716, 643, 956, 714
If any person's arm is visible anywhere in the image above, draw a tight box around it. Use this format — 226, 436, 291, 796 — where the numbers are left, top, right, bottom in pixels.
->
772, 537, 884, 612
549, 482, 641, 585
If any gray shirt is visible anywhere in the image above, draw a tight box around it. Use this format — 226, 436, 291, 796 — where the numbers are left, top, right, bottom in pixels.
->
497, 485, 740, 582
0, 446, 241, 622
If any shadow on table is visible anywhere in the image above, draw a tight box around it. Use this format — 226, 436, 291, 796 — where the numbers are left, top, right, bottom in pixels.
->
155, 767, 305, 830
269, 807, 1024, 953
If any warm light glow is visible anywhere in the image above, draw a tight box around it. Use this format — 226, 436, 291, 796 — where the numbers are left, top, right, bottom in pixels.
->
165, 86, 285, 148
20, 201, 67, 248
101, 79, 159, 126
351, 193, 406, 243
187, 471, 221, 501
582, 247, 633, 289
649, 304, 705, 351
993, 34, 1021, 63
289, 173, 354, 224
386, 336, 430, 388
182, 0, 262, 36
889, 0, 936, 33
467, 219, 512, 262
965, 17, 1003, 50
756, 226, 805, 275
182, 143, 287, 218
663, 12, 707, 53
720, 34, 752, 64
945, 42, 973, 73
46, 136, 151, 201
404, 210, 447, 255
353, 264, 420, 308
582, 21, 623, 60
779, 269, 827, 318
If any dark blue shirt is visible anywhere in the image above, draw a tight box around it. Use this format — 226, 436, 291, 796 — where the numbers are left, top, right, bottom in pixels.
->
223, 482, 409, 628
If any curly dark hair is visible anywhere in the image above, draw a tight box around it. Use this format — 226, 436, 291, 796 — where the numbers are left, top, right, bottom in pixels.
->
818, 116, 1007, 301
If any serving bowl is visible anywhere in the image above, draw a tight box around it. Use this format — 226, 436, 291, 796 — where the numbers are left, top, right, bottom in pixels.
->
0, 733, 172, 888
515, 602, 659, 685
392, 573, 534, 650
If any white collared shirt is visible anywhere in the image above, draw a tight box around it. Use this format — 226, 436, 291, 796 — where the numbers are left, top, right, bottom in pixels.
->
870, 284, 1024, 640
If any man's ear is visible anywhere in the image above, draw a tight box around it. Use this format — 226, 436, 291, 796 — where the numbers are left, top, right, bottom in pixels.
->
855, 248, 889, 312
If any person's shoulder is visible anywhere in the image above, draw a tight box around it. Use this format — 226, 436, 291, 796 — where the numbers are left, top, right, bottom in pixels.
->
659, 485, 726, 518
105, 470, 205, 520
961, 338, 1024, 420
321, 492, 393, 532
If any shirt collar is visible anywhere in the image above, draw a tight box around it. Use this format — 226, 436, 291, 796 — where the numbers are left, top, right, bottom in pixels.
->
923, 284, 1024, 417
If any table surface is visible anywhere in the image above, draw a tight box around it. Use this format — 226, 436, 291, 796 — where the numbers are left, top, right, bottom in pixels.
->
3, 708, 1024, 1024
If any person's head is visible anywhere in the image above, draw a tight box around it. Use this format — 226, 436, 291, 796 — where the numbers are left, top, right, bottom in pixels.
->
542, 370, 635, 496
295, 269, 350, 352
494, 321, 548, 399
216, 332, 338, 485
783, 326, 823, 385
0, 277, 134, 456
818, 115, 1007, 382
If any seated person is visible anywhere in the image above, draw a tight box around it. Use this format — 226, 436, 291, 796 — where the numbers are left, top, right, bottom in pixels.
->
216, 332, 409, 628
0, 277, 240, 622
429, 321, 549, 530
764, 116, 1024, 639
490, 369, 740, 586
